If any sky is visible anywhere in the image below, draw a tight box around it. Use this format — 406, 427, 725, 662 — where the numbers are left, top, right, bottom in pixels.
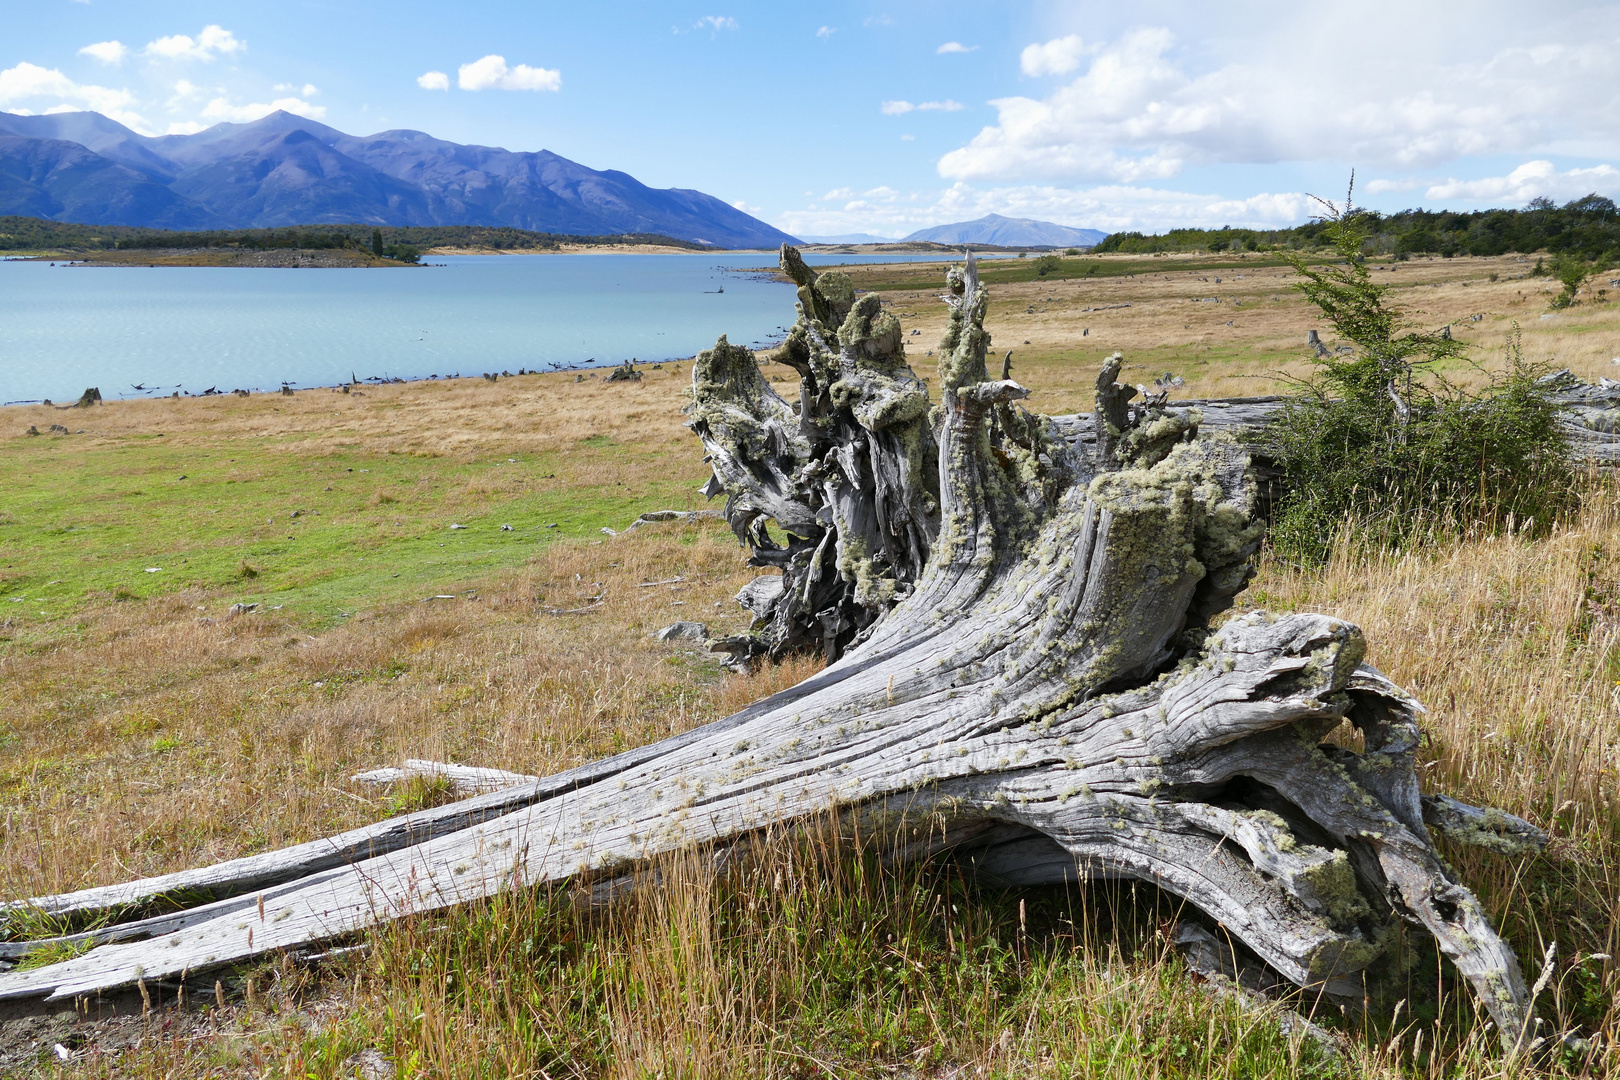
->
6, 1, 1620, 238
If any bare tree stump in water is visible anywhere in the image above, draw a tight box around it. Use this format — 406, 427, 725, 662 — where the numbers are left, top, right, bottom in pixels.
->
0, 248, 1544, 1057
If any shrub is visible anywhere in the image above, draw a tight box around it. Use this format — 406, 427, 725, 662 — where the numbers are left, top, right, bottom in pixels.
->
1268, 182, 1577, 564
1550, 252, 1590, 309
1034, 254, 1061, 276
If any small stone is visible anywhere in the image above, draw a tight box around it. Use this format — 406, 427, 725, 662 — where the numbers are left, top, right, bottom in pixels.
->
654, 621, 709, 643
449, 523, 467, 530
500, 524, 514, 531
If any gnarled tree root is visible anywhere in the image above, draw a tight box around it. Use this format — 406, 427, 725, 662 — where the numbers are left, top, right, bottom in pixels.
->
0, 249, 1546, 1060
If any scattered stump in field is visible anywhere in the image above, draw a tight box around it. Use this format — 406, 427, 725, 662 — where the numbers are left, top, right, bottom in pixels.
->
0, 246, 1548, 1060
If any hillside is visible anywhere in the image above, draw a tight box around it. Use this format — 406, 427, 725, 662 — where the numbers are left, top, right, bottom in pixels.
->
0, 110, 799, 249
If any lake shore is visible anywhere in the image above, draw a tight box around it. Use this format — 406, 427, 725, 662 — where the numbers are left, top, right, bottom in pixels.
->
30, 247, 411, 268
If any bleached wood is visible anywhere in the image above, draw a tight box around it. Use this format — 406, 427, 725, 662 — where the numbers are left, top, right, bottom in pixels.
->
352, 760, 539, 794
0, 247, 1544, 1059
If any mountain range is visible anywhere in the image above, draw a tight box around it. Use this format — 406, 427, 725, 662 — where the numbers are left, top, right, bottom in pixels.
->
0, 109, 799, 248
902, 214, 1107, 248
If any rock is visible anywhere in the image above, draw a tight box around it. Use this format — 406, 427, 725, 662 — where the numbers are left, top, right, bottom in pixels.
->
227, 602, 258, 617
25, 426, 39, 436
653, 621, 709, 643
449, 523, 467, 530
500, 524, 514, 531
48, 424, 68, 434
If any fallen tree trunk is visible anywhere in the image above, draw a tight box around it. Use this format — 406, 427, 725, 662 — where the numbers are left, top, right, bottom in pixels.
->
0, 249, 1547, 1057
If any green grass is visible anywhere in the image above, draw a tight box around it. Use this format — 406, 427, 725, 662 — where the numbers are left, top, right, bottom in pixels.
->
0, 431, 704, 627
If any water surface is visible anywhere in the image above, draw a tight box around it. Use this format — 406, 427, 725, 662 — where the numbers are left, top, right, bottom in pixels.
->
0, 252, 955, 403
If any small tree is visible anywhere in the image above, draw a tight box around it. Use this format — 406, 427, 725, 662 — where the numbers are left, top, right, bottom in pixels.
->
1034, 254, 1061, 276
371, 228, 384, 258
1269, 177, 1575, 563
1549, 252, 1590, 309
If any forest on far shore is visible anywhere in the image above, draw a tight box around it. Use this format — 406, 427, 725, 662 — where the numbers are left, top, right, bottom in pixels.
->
1097, 193, 1620, 260
0, 217, 706, 254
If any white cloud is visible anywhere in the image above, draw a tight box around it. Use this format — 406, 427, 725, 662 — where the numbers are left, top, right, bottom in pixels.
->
945, 22, 1620, 185
144, 25, 244, 61
881, 99, 964, 115
1363, 177, 1422, 194
777, 180, 1312, 238
457, 55, 560, 92
695, 15, 738, 32
1020, 34, 1085, 76
78, 41, 128, 66
937, 42, 978, 54
1425, 160, 1620, 203
273, 82, 318, 97
0, 61, 147, 130
416, 70, 450, 91
732, 198, 764, 216
816, 26, 836, 39
200, 95, 326, 123
165, 120, 207, 135
901, 134, 916, 141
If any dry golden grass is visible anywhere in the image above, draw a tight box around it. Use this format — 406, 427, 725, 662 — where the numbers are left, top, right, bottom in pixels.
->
0, 524, 780, 901
5, 259, 1620, 1076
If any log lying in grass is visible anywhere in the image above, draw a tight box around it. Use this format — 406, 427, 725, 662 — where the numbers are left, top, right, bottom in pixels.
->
1047, 374, 1620, 470
0, 248, 1548, 1058
353, 760, 539, 795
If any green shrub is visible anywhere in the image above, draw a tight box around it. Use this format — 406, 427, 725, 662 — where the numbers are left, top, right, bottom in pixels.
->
1549, 252, 1591, 309
1034, 254, 1061, 276
1269, 183, 1577, 564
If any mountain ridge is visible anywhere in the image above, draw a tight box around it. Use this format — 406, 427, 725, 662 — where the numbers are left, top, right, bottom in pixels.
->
901, 213, 1106, 248
0, 110, 798, 248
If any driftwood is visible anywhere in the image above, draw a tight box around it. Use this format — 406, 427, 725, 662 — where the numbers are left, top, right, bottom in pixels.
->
0, 248, 1550, 1058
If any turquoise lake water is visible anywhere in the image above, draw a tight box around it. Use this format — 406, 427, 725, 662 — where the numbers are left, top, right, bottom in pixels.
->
0, 252, 956, 403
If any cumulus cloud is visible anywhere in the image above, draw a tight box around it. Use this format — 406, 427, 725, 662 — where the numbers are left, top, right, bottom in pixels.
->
1425, 160, 1620, 204
943, 21, 1620, 185
457, 55, 561, 92
937, 42, 977, 54
777, 180, 1312, 238
0, 61, 146, 129
695, 15, 737, 32
417, 70, 450, 91
1020, 34, 1085, 76
144, 25, 244, 61
78, 41, 128, 66
200, 95, 326, 123
273, 82, 318, 96
816, 26, 836, 39
881, 99, 964, 115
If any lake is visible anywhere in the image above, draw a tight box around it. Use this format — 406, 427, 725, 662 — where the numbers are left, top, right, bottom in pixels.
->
0, 252, 959, 403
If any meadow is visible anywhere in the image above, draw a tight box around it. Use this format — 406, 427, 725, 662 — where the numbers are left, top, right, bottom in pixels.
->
2, 251, 1620, 1076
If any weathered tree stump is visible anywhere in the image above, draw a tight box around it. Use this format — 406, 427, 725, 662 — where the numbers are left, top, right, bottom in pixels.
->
0, 248, 1546, 1056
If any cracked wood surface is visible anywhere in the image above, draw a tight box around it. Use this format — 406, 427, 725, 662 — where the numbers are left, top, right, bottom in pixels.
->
0, 248, 1548, 1058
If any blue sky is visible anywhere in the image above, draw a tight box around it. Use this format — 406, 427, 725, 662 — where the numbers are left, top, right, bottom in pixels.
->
7, 1, 1620, 237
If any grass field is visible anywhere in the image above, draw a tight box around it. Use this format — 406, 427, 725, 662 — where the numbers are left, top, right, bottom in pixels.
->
3, 252, 1620, 1076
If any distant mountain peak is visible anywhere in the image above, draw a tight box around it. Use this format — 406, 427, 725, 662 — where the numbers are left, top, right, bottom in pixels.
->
0, 109, 799, 247
902, 214, 1106, 248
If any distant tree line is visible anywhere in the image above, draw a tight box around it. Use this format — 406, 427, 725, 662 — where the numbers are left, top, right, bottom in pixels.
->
0, 217, 709, 255
1094, 194, 1620, 262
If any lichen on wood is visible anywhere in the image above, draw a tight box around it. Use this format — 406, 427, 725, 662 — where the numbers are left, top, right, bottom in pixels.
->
0, 246, 1548, 1059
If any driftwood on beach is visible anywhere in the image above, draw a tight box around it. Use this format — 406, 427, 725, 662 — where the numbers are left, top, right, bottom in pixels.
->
0, 246, 1554, 1057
